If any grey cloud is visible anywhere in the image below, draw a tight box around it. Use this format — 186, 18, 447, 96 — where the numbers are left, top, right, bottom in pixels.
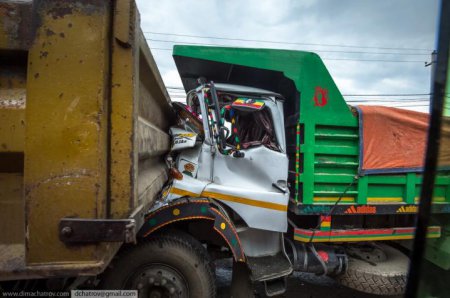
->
136, 0, 439, 111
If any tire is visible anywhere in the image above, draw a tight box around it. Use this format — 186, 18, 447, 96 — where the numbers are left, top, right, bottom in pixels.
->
335, 244, 408, 296
101, 230, 216, 298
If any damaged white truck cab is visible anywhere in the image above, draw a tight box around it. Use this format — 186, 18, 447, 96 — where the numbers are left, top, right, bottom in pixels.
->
168, 83, 290, 233
145, 82, 295, 295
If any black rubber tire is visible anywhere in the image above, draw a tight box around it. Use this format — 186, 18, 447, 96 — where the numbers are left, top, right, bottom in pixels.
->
335, 244, 408, 296
101, 230, 216, 298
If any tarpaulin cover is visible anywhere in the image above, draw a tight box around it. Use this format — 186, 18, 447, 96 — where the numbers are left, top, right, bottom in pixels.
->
356, 105, 429, 175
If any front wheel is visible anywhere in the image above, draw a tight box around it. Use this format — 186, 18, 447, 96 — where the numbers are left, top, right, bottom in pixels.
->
101, 231, 216, 298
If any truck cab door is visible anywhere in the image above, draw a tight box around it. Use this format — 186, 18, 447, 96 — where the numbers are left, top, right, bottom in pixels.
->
204, 93, 289, 232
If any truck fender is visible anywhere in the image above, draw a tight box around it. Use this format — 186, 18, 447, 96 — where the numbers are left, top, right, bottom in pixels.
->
138, 199, 245, 262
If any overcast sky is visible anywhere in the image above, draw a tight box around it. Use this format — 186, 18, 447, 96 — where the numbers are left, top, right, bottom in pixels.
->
136, 0, 439, 112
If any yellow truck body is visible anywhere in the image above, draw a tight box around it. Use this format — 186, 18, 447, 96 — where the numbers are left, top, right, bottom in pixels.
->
0, 0, 172, 280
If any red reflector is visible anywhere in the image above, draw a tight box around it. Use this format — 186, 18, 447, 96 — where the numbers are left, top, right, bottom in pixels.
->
170, 168, 183, 180
317, 250, 329, 263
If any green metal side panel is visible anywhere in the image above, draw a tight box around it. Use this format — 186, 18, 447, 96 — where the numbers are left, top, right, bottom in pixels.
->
173, 46, 450, 208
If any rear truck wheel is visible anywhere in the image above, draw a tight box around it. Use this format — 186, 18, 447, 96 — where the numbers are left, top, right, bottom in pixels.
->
101, 231, 216, 298
335, 243, 408, 296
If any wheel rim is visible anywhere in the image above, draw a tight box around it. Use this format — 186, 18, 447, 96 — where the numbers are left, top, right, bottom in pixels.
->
125, 264, 189, 298
346, 243, 388, 264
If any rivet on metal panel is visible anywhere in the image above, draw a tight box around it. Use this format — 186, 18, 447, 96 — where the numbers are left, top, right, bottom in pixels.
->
61, 226, 73, 237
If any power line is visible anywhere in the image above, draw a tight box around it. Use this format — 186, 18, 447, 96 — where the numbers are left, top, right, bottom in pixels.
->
167, 91, 431, 105
168, 86, 431, 97
325, 58, 425, 63
353, 103, 430, 108
168, 93, 429, 102
344, 93, 430, 97
150, 47, 424, 62
169, 93, 429, 103
146, 38, 429, 56
166, 97, 430, 108
168, 92, 429, 102
364, 103, 430, 106
144, 31, 432, 52
346, 99, 429, 103
392, 105, 429, 108
166, 93, 430, 106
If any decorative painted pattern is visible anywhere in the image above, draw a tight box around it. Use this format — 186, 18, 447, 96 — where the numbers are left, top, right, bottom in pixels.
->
232, 98, 265, 110
140, 199, 245, 262
293, 202, 450, 215
294, 226, 441, 243
319, 215, 331, 231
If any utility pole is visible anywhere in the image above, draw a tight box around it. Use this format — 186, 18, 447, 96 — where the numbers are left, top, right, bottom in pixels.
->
425, 50, 437, 113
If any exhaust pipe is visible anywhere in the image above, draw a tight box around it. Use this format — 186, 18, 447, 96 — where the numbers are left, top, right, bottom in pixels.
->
285, 238, 347, 276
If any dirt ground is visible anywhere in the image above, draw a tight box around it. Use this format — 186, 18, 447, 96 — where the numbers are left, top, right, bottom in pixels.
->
215, 259, 402, 298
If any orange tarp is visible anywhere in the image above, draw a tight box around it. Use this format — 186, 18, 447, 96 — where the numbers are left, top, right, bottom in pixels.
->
357, 106, 429, 175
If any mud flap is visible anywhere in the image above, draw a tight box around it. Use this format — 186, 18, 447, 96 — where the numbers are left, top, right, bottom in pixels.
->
231, 261, 254, 298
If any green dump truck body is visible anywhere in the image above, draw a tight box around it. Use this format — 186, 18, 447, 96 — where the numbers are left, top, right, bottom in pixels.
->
173, 46, 450, 215
0, 0, 172, 280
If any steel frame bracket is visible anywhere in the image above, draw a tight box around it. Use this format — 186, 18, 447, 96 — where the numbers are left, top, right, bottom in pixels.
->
59, 218, 136, 244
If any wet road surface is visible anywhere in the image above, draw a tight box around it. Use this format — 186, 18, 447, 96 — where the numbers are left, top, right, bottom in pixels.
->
215, 259, 402, 298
